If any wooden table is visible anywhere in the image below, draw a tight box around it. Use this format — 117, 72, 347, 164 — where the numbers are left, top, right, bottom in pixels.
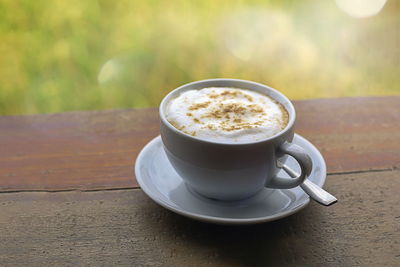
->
1, 96, 399, 266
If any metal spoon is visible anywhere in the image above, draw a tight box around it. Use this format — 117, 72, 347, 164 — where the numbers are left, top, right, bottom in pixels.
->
277, 160, 337, 206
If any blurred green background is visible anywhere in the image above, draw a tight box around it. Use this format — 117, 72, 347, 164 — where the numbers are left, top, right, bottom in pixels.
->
0, 0, 399, 115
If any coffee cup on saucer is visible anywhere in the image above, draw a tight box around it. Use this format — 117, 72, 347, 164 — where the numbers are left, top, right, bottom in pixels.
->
159, 79, 312, 201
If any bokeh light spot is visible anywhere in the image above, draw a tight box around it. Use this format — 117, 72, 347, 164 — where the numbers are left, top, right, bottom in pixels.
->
336, 0, 387, 18
98, 59, 120, 85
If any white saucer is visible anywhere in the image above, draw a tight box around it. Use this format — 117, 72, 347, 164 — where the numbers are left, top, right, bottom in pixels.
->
135, 134, 326, 225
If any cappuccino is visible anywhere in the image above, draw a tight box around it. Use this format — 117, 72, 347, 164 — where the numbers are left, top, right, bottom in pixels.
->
166, 87, 288, 143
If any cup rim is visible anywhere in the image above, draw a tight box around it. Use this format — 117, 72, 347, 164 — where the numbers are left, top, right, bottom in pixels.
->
159, 78, 296, 146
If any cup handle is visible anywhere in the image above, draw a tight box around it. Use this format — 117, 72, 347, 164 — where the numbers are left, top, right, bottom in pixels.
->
266, 142, 313, 189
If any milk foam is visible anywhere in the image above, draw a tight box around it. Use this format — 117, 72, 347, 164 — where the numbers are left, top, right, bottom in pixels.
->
166, 87, 288, 143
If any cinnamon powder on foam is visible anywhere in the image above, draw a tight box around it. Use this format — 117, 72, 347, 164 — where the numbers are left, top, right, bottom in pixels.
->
166, 88, 288, 142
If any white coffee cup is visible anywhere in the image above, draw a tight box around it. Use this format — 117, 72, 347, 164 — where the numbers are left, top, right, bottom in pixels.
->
160, 79, 312, 201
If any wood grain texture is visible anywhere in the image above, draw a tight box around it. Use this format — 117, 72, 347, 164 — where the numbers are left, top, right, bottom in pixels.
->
0, 108, 159, 191
0, 170, 398, 266
294, 96, 400, 174
0, 96, 399, 191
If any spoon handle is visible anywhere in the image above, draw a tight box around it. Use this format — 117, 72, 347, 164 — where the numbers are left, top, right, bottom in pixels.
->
280, 163, 337, 206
